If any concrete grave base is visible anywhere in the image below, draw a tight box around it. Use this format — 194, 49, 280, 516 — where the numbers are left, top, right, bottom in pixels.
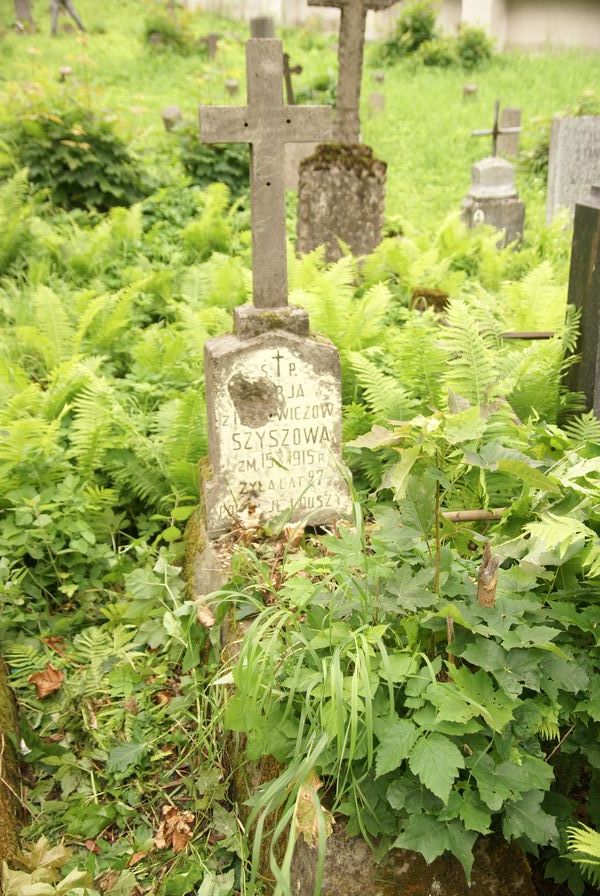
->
297, 144, 387, 262
461, 194, 525, 247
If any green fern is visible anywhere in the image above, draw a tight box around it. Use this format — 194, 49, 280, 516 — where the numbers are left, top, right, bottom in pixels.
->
567, 825, 600, 887
439, 298, 499, 405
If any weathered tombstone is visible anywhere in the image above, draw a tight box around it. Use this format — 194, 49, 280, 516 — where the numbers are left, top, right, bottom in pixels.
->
369, 91, 385, 115
298, 145, 386, 260
471, 100, 522, 159
547, 116, 600, 222
461, 156, 525, 247
197, 39, 352, 562
59, 64, 73, 82
497, 106, 521, 157
373, 69, 385, 84
463, 82, 478, 99
250, 15, 275, 38
225, 78, 240, 97
566, 185, 600, 417
161, 105, 183, 131
202, 31, 220, 58
298, 0, 398, 259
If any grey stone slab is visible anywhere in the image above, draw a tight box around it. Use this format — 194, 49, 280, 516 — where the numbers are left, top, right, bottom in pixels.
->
199, 39, 333, 309
497, 106, 521, 156
250, 15, 275, 38
308, 0, 401, 144
233, 304, 309, 339
285, 141, 317, 192
297, 144, 387, 261
462, 157, 525, 246
203, 329, 352, 535
566, 185, 600, 417
547, 116, 600, 221
161, 105, 182, 131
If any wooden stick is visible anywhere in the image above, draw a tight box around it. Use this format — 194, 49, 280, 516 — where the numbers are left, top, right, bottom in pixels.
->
501, 331, 555, 340
477, 543, 499, 608
443, 509, 506, 523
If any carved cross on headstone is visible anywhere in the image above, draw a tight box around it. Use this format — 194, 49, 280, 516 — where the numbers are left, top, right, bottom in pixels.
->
283, 52, 302, 106
308, 0, 401, 144
472, 99, 522, 158
199, 39, 333, 309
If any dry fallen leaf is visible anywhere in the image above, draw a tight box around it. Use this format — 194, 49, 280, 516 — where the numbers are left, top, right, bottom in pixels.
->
84, 840, 99, 854
154, 806, 195, 854
28, 664, 64, 699
295, 772, 334, 848
128, 852, 147, 867
196, 603, 216, 628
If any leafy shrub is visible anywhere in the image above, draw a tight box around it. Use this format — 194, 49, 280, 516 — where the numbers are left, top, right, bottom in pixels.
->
3, 104, 146, 212
456, 26, 494, 71
417, 36, 457, 68
374, 0, 438, 65
295, 71, 337, 106
179, 124, 249, 197
143, 12, 197, 55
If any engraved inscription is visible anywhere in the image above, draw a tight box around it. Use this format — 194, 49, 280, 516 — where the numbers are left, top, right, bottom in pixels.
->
210, 344, 349, 529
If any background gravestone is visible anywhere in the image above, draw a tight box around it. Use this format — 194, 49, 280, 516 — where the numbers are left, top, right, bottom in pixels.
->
298, 145, 386, 260
197, 39, 352, 569
547, 116, 600, 221
250, 15, 275, 37
461, 156, 525, 247
298, 0, 398, 259
497, 106, 521, 156
566, 185, 600, 417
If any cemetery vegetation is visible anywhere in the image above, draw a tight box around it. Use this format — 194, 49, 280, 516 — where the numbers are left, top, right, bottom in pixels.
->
0, 2, 599, 895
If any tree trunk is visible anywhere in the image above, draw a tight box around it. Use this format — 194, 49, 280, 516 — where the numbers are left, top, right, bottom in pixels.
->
14, 0, 34, 26
0, 659, 20, 863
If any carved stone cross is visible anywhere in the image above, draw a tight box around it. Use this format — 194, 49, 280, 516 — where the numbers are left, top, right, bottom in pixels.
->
308, 0, 401, 144
283, 52, 303, 106
199, 39, 332, 309
472, 99, 522, 158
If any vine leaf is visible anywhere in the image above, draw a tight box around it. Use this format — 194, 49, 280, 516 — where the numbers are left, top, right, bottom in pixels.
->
408, 733, 465, 803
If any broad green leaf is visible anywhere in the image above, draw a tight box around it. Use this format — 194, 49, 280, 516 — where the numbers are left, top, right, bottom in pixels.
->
379, 445, 421, 500
502, 791, 558, 846
448, 666, 516, 732
408, 733, 465, 803
106, 741, 146, 774
374, 716, 419, 778
393, 814, 477, 881
458, 789, 492, 834
347, 425, 398, 450
445, 406, 486, 445
497, 459, 562, 495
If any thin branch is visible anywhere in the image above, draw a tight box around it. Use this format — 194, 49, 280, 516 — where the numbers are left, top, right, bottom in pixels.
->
443, 508, 506, 523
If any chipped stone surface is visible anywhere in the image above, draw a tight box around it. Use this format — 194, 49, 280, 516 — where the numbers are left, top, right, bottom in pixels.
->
291, 826, 536, 896
203, 330, 352, 535
547, 116, 600, 221
297, 144, 387, 261
461, 156, 525, 247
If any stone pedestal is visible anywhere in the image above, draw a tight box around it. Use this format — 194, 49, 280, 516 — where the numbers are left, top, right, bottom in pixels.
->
297, 144, 387, 262
461, 156, 525, 247
566, 185, 600, 417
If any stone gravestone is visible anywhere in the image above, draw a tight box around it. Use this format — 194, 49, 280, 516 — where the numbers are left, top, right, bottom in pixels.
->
250, 15, 275, 38
298, 0, 400, 261
161, 105, 182, 131
198, 39, 352, 560
565, 185, 600, 417
497, 106, 521, 157
547, 116, 600, 222
461, 156, 525, 247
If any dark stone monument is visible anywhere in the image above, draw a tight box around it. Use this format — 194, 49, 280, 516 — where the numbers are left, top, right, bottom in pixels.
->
566, 185, 600, 417
298, 145, 386, 260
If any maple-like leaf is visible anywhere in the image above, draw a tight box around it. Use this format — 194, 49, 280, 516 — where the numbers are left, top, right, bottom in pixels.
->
28, 665, 64, 699
154, 806, 195, 853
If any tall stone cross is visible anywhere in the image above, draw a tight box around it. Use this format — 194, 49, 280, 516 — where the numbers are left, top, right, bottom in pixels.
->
199, 40, 332, 309
308, 0, 401, 144
472, 100, 522, 158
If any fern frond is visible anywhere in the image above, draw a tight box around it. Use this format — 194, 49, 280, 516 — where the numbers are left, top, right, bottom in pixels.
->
385, 312, 445, 411
438, 298, 498, 406
567, 825, 600, 887
563, 412, 600, 446
348, 351, 415, 420
32, 287, 75, 371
